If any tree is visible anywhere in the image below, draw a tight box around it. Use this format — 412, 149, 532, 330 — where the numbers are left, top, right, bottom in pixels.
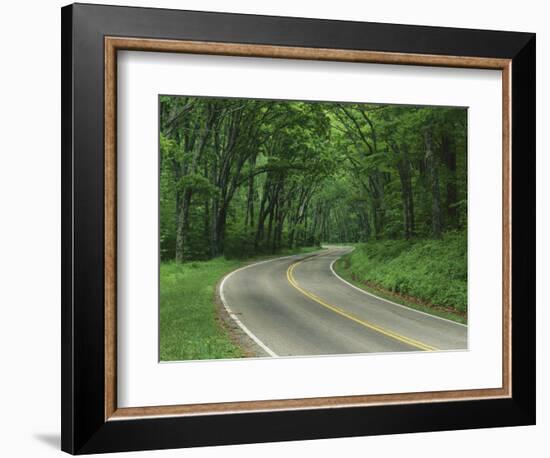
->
159, 96, 467, 261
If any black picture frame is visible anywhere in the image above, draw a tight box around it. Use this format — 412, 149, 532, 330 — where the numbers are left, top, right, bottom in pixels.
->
61, 3, 535, 454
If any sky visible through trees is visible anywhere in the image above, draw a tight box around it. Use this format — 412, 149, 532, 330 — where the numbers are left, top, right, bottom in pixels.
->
159, 95, 467, 262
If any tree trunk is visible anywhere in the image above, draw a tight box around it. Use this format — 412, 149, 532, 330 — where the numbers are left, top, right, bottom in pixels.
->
175, 188, 193, 262
254, 185, 269, 250
212, 204, 228, 256
396, 145, 415, 239
244, 157, 256, 229
442, 133, 458, 228
425, 129, 442, 238
266, 202, 275, 249
210, 199, 219, 257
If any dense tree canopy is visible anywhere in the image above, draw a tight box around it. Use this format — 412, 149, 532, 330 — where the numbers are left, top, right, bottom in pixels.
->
159, 96, 467, 261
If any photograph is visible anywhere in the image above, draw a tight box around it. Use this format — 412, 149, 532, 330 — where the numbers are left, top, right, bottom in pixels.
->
55, 2, 537, 454
159, 95, 468, 361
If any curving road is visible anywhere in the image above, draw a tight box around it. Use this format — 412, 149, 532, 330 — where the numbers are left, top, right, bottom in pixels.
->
220, 247, 467, 357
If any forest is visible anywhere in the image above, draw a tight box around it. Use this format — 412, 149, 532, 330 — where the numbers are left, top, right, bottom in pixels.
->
159, 95, 467, 262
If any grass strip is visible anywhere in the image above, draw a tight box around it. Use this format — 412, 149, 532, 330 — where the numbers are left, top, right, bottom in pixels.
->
160, 246, 323, 361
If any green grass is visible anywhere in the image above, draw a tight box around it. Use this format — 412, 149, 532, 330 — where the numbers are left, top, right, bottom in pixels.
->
333, 233, 467, 324
160, 246, 324, 361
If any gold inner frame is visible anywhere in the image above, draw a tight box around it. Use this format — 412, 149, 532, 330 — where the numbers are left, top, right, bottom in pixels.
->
104, 36, 512, 421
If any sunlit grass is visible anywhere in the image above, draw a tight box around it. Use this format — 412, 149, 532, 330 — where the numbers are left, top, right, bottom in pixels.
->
160, 246, 323, 361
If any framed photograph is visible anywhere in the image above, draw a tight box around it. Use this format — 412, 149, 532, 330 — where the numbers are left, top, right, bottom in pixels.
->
61, 3, 536, 454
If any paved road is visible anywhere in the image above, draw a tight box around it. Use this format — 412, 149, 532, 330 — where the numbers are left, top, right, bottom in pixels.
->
221, 247, 467, 357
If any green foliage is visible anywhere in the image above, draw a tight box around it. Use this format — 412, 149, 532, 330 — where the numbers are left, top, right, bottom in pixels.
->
177, 174, 218, 197
159, 95, 468, 312
335, 231, 467, 314
224, 224, 257, 259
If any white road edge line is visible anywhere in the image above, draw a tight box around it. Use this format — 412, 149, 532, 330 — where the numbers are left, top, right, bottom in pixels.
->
328, 247, 468, 328
219, 253, 315, 358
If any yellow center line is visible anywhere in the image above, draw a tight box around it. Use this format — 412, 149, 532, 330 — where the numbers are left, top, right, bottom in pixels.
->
286, 254, 438, 352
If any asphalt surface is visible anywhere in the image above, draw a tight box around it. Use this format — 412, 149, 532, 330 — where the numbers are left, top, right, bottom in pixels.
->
221, 247, 468, 357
